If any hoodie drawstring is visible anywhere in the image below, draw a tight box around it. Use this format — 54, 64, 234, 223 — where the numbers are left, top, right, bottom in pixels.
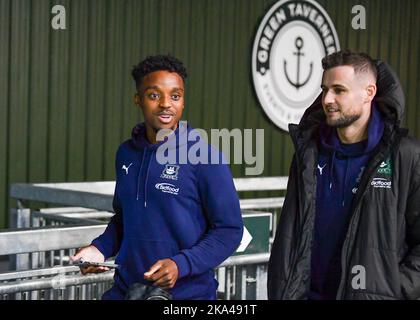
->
136, 148, 154, 207
343, 158, 350, 207
329, 151, 351, 207
136, 151, 147, 201
329, 151, 336, 189
143, 149, 154, 208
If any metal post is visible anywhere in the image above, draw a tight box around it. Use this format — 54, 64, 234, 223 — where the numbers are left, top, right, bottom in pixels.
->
256, 265, 268, 300
9, 207, 31, 271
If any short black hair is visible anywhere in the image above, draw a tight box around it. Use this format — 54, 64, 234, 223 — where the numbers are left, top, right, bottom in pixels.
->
131, 54, 188, 89
322, 50, 377, 81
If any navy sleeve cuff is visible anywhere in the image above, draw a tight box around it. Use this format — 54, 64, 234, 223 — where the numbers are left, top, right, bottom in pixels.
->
171, 253, 191, 279
91, 239, 109, 260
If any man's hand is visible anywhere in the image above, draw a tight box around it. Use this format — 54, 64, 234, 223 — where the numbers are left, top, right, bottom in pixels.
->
70, 245, 109, 275
144, 259, 179, 289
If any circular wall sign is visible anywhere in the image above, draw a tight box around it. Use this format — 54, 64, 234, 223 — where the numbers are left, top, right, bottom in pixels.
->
252, 0, 340, 131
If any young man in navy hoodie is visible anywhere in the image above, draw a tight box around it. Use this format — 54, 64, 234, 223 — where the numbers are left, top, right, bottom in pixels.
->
268, 51, 420, 299
71, 55, 243, 300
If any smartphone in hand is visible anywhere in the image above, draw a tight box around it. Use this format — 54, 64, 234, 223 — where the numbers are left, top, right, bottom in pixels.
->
72, 259, 119, 269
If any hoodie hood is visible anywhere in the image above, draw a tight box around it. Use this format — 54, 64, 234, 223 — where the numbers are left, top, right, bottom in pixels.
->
130, 121, 190, 150
130, 122, 150, 149
319, 104, 384, 158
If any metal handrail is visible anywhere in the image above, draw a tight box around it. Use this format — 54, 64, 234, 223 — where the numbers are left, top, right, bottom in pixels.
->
0, 253, 270, 295
0, 271, 114, 295
239, 197, 284, 209
10, 177, 288, 212
0, 265, 81, 281
220, 253, 269, 267
0, 225, 107, 255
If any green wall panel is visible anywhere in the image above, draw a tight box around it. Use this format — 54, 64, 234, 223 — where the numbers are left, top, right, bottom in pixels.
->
0, 0, 419, 228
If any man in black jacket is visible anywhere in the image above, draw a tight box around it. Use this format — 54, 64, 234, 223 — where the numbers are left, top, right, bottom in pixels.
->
268, 50, 420, 300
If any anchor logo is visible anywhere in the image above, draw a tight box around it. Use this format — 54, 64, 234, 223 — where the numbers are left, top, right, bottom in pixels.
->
284, 36, 313, 89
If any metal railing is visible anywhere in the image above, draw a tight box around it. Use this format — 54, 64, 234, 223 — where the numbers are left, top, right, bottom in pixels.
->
0, 253, 269, 300
0, 221, 270, 300
0, 225, 111, 300
9, 178, 287, 216
9, 178, 287, 228
3, 177, 287, 299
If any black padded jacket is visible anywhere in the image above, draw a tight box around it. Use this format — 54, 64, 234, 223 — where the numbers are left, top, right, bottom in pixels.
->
267, 61, 420, 300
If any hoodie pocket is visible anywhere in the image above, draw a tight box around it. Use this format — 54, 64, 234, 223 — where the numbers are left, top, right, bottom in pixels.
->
137, 238, 178, 261
116, 238, 179, 271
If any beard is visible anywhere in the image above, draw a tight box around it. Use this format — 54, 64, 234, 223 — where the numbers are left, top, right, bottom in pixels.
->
326, 112, 361, 128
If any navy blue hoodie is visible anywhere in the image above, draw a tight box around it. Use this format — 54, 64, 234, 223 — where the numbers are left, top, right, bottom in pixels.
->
309, 105, 384, 300
91, 121, 243, 300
